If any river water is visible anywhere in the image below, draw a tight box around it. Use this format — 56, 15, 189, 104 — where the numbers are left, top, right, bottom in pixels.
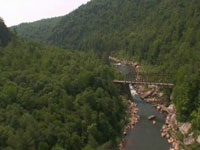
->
111, 62, 170, 150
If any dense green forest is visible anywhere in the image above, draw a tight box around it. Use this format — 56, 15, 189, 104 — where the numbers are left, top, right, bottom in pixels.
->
13, 0, 200, 130
0, 18, 11, 47
0, 22, 127, 150
15, 0, 200, 128
3, 0, 200, 148
12, 17, 62, 44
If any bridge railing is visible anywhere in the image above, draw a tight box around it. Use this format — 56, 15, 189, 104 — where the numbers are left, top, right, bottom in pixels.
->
113, 80, 174, 87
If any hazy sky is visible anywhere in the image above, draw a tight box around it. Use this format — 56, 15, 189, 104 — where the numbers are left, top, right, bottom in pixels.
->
0, 0, 90, 27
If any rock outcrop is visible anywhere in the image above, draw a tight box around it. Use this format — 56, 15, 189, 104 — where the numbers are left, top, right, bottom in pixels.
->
167, 104, 176, 114
178, 123, 192, 135
184, 135, 195, 146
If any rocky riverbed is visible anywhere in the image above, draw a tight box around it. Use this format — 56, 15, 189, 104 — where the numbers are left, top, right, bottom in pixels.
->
135, 82, 200, 149
110, 56, 200, 150
133, 83, 178, 149
134, 81, 200, 150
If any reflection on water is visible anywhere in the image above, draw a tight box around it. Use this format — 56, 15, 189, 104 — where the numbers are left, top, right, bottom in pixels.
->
111, 61, 170, 150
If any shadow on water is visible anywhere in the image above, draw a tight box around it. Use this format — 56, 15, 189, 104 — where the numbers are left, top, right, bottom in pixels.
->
111, 61, 170, 150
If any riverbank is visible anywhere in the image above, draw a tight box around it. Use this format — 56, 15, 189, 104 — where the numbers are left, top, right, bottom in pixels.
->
119, 98, 140, 150
132, 63, 200, 150
134, 84, 180, 150
110, 56, 140, 149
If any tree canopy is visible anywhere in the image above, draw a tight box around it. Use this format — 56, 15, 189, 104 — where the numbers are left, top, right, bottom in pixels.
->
6, 0, 200, 149
0, 38, 127, 150
12, 0, 200, 125
0, 17, 11, 47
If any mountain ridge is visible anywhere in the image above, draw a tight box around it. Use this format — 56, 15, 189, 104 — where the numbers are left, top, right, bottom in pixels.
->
12, 0, 200, 126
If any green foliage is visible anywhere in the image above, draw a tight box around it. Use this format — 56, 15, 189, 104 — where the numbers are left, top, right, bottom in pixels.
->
11, 17, 61, 44
173, 65, 200, 122
0, 41, 126, 150
0, 18, 11, 47
10, 0, 200, 145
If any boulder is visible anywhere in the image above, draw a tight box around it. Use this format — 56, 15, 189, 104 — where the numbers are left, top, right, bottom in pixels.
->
161, 132, 166, 138
156, 105, 161, 111
123, 131, 127, 136
146, 98, 156, 102
133, 62, 139, 67
168, 114, 178, 129
173, 142, 180, 150
148, 115, 156, 120
197, 135, 200, 144
162, 124, 167, 130
168, 138, 174, 144
165, 115, 170, 124
136, 65, 140, 69
161, 106, 169, 113
184, 135, 195, 146
158, 92, 164, 97
167, 104, 176, 114
166, 134, 170, 139
179, 123, 192, 135
142, 90, 154, 99
153, 120, 156, 125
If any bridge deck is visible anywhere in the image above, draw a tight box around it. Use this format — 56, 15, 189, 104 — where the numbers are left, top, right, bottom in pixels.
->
113, 80, 174, 87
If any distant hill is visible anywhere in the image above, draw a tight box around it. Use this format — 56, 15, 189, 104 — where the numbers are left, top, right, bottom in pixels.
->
13, 0, 140, 50
12, 0, 200, 61
12, 17, 62, 44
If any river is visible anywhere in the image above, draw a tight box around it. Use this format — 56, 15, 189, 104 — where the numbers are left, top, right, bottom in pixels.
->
111, 61, 170, 150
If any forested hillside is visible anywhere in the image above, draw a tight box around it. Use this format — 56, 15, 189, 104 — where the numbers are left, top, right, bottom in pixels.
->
12, 17, 61, 44
13, 0, 200, 128
0, 18, 11, 47
0, 23, 127, 150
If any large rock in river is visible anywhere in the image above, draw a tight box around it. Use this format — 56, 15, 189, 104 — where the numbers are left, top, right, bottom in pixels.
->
142, 90, 154, 99
148, 115, 156, 120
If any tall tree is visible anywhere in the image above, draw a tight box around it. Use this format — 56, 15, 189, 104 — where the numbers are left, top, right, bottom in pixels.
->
0, 17, 11, 47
